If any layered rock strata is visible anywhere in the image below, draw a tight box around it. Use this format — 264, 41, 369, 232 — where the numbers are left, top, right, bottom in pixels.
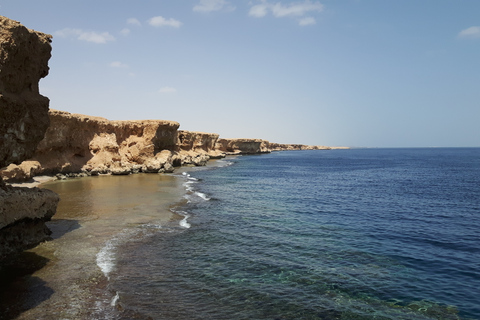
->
1, 110, 341, 182
29, 109, 181, 176
216, 138, 270, 155
177, 130, 224, 166
0, 16, 59, 259
0, 16, 52, 168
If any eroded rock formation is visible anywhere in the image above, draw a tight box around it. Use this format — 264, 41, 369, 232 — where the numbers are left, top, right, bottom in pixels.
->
216, 138, 269, 155
31, 109, 180, 175
1, 111, 343, 182
0, 16, 59, 259
0, 16, 52, 168
177, 130, 225, 166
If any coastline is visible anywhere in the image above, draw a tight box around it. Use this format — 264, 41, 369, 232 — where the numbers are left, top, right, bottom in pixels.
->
0, 172, 191, 319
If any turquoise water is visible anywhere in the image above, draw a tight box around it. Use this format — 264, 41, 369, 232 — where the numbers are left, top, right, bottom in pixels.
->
108, 148, 479, 319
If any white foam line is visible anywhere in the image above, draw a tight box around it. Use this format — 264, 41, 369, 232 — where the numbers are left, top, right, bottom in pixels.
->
179, 215, 191, 229
97, 236, 121, 280
110, 291, 120, 306
195, 191, 210, 201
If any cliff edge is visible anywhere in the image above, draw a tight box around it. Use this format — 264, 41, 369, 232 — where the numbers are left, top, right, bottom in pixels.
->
0, 16, 59, 259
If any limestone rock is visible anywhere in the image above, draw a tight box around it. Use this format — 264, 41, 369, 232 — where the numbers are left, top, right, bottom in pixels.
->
216, 138, 269, 155
30, 109, 180, 175
0, 16, 57, 259
0, 182, 59, 258
0, 16, 52, 168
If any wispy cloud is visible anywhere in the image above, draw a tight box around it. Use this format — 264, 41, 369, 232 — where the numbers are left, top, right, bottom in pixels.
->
249, 0, 323, 25
127, 18, 141, 26
148, 16, 183, 28
458, 26, 480, 39
55, 28, 115, 43
299, 17, 316, 26
109, 61, 129, 68
120, 28, 131, 36
159, 86, 177, 93
193, 0, 235, 12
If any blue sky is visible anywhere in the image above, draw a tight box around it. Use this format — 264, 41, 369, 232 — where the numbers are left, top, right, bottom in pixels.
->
1, 0, 479, 147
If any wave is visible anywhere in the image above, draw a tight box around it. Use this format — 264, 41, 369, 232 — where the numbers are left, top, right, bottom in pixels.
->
96, 238, 118, 280
96, 225, 164, 280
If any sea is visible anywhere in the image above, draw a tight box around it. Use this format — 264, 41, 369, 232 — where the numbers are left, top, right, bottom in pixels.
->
2, 148, 480, 320
108, 148, 480, 320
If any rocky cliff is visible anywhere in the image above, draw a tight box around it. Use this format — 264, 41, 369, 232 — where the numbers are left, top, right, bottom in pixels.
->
216, 138, 269, 154
1, 111, 341, 182
177, 130, 225, 166
0, 16, 59, 259
30, 109, 180, 175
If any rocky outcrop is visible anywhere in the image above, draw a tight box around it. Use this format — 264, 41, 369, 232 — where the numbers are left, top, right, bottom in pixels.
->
0, 16, 59, 259
216, 139, 333, 154
24, 109, 180, 175
0, 181, 58, 258
177, 130, 225, 166
216, 138, 270, 155
0, 16, 52, 168
267, 143, 332, 151
1, 119, 345, 182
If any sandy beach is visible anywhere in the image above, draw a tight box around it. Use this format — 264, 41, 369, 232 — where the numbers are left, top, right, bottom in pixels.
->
0, 173, 188, 320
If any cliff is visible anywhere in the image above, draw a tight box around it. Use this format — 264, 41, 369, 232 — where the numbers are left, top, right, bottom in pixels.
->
0, 16, 59, 259
216, 138, 270, 154
177, 130, 225, 166
30, 109, 180, 175
1, 110, 342, 182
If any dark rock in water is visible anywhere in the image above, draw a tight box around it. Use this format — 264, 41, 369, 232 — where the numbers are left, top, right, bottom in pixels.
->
0, 182, 59, 259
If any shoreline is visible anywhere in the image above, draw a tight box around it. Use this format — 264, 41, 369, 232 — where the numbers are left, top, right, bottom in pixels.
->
0, 171, 192, 319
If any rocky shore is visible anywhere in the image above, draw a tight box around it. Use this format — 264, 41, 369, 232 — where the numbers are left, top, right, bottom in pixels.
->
0, 109, 340, 183
0, 16, 59, 259
0, 15, 346, 260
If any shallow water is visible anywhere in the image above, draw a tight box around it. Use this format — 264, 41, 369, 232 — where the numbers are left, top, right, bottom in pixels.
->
0, 173, 187, 320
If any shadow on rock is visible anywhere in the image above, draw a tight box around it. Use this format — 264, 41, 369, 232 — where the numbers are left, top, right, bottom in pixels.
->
0, 252, 53, 320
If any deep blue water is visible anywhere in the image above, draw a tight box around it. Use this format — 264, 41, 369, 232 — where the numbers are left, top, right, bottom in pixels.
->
112, 148, 480, 319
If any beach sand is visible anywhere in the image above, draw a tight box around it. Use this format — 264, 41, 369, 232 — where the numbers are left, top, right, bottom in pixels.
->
0, 173, 187, 319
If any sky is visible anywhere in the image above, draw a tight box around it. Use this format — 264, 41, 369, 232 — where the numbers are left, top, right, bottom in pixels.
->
1, 0, 479, 147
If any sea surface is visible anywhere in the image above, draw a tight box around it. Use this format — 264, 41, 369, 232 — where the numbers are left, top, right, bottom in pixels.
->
2, 148, 479, 320
108, 148, 480, 319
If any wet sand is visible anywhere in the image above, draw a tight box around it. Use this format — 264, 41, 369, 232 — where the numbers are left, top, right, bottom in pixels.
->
0, 173, 187, 320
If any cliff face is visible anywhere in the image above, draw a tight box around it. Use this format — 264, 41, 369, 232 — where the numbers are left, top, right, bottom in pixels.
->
0, 16, 59, 259
0, 16, 52, 168
216, 138, 269, 155
177, 130, 225, 166
1, 118, 340, 182
31, 109, 180, 175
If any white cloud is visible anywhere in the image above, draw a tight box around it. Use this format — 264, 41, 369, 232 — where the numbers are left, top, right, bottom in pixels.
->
148, 16, 183, 28
127, 18, 141, 26
299, 16, 316, 26
249, 2, 269, 17
193, 0, 235, 12
78, 31, 115, 44
159, 86, 177, 93
271, 1, 323, 17
120, 28, 131, 36
55, 28, 115, 44
109, 61, 129, 68
249, 0, 323, 22
458, 26, 480, 39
